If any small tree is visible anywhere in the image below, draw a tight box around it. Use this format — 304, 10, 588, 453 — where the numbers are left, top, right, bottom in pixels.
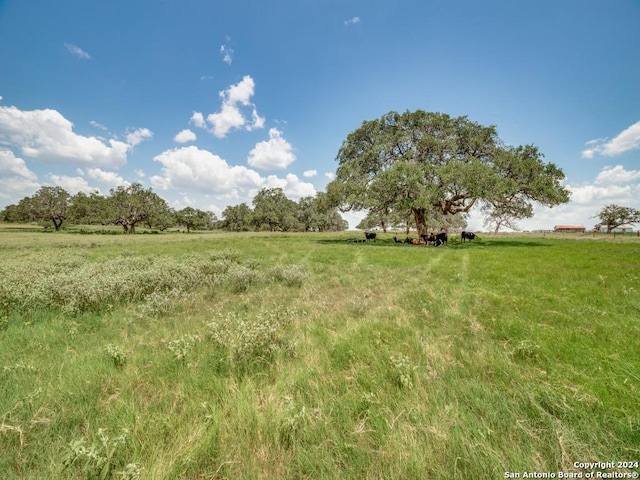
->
356, 210, 389, 232
108, 183, 170, 234
203, 211, 219, 230
297, 196, 322, 232
0, 204, 21, 223
221, 203, 253, 231
146, 206, 175, 231
297, 194, 347, 232
175, 207, 210, 233
594, 204, 640, 233
251, 188, 300, 232
68, 190, 109, 225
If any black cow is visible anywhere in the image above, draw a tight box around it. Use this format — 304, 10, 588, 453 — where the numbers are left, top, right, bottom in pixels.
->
365, 232, 377, 242
461, 231, 476, 242
420, 233, 435, 245
393, 236, 403, 243
431, 231, 447, 246
420, 232, 447, 246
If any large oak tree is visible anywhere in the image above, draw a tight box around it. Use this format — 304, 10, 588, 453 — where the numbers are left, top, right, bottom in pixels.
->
327, 110, 570, 235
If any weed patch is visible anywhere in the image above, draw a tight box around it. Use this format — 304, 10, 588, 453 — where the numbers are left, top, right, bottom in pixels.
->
63, 428, 139, 479
167, 334, 201, 364
207, 306, 296, 374
105, 344, 128, 368
389, 353, 417, 389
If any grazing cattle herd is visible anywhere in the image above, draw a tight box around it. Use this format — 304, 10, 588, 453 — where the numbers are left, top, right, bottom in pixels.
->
393, 231, 448, 246
351, 230, 479, 246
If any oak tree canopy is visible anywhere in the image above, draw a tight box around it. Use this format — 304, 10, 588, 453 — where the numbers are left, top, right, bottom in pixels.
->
326, 110, 570, 235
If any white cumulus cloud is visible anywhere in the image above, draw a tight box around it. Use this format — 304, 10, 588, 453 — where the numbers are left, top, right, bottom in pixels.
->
265, 173, 316, 200
207, 103, 246, 138
582, 121, 640, 158
303, 170, 317, 177
82, 167, 129, 189
567, 183, 632, 204
126, 127, 153, 146
150, 146, 264, 196
194, 76, 265, 138
249, 108, 266, 131
174, 129, 197, 143
48, 174, 95, 195
0, 149, 38, 180
0, 106, 130, 168
190, 112, 206, 129
149, 146, 316, 207
594, 165, 640, 185
247, 128, 296, 170
0, 149, 40, 201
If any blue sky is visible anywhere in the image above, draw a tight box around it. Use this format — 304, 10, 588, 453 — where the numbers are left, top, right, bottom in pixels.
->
1, 0, 639, 231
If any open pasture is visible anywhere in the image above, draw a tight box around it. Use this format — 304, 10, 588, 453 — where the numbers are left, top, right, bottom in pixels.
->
0, 227, 639, 479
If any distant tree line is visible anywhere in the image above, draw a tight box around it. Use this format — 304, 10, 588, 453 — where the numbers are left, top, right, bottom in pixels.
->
221, 188, 347, 232
0, 184, 348, 233
11, 110, 610, 236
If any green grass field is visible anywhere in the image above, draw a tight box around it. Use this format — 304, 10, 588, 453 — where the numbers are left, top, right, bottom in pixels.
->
1, 226, 638, 479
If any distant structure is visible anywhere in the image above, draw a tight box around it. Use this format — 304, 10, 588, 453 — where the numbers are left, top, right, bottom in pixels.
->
611, 225, 634, 233
553, 225, 586, 233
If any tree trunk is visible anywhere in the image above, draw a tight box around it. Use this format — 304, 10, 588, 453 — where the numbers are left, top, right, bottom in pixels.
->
412, 207, 428, 237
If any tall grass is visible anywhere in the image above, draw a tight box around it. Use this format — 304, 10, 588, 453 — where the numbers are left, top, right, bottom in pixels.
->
0, 228, 638, 479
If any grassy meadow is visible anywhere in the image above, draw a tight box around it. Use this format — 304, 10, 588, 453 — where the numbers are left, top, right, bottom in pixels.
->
0, 225, 639, 479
